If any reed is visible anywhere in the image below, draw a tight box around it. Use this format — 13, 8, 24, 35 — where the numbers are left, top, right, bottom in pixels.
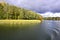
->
0, 20, 41, 30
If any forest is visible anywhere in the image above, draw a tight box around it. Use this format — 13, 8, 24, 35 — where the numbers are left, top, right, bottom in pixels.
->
0, 2, 42, 20
43, 17, 60, 20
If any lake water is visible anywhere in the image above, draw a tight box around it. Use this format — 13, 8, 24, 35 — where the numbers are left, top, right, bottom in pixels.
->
0, 20, 60, 40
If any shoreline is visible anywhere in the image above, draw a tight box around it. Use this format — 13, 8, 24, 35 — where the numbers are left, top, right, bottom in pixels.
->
0, 20, 41, 26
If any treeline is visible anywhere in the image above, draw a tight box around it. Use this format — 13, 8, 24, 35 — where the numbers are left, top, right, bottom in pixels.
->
0, 2, 42, 20
43, 17, 60, 20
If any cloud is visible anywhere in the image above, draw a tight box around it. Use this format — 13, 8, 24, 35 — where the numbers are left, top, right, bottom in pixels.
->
0, 0, 59, 13
4, 0, 60, 13
0, 0, 4, 2
40, 12, 60, 17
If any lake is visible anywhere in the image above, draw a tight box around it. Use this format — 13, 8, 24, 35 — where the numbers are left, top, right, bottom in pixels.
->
0, 20, 60, 40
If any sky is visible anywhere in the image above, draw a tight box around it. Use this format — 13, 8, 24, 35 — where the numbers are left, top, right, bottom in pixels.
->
0, 0, 60, 17
40, 12, 60, 17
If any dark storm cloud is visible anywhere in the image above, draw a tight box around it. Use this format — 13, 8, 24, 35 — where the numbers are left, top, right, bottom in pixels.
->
3, 0, 60, 13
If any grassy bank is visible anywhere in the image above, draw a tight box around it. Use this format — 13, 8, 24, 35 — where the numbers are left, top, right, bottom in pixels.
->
0, 20, 41, 24
0, 20, 41, 30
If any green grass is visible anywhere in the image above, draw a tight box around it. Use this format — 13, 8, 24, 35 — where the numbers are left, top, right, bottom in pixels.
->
0, 20, 41, 30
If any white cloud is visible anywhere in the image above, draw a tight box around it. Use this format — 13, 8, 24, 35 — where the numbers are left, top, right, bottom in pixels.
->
40, 12, 60, 17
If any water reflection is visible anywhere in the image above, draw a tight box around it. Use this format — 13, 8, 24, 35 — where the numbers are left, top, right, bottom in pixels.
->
0, 20, 60, 40
40, 20, 60, 40
0, 23, 40, 40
